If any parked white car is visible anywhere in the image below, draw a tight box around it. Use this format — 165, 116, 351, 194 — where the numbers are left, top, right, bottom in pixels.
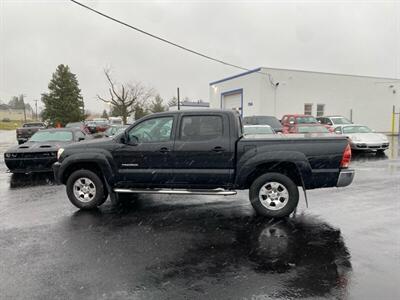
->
334, 124, 389, 152
317, 115, 352, 126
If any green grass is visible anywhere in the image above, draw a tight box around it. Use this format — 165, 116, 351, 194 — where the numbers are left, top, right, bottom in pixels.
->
0, 120, 24, 130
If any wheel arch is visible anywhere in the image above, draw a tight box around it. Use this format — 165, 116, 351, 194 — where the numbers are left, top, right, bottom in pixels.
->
235, 152, 313, 189
244, 161, 303, 189
59, 154, 115, 186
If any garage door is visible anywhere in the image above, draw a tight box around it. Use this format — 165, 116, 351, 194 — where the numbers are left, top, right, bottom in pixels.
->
222, 91, 242, 114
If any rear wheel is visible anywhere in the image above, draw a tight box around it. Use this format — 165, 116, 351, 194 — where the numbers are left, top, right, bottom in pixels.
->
249, 173, 299, 218
66, 170, 106, 209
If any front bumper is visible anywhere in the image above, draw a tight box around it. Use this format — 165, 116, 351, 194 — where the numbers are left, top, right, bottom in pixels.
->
5, 157, 56, 173
336, 169, 355, 187
52, 162, 62, 184
350, 142, 389, 151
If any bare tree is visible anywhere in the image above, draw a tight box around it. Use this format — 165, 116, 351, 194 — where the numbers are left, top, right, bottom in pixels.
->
97, 69, 154, 124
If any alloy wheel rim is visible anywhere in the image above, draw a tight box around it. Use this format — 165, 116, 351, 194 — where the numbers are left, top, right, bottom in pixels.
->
258, 181, 289, 210
73, 177, 96, 203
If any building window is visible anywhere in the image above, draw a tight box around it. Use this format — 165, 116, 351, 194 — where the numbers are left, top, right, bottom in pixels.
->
304, 103, 313, 115
317, 104, 325, 117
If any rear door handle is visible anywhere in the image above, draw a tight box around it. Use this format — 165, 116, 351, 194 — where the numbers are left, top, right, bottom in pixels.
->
159, 147, 170, 153
212, 146, 225, 153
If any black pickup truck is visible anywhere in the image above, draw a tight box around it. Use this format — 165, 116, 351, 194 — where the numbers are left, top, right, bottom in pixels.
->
53, 110, 354, 218
16, 122, 47, 144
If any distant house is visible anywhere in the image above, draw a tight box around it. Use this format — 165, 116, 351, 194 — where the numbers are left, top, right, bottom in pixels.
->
0, 104, 33, 120
169, 100, 210, 111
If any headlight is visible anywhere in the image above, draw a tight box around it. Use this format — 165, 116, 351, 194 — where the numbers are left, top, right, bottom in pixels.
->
57, 148, 64, 160
350, 136, 361, 142
5, 153, 11, 158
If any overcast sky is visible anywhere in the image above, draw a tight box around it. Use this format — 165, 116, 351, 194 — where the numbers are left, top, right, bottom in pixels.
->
1, 0, 399, 113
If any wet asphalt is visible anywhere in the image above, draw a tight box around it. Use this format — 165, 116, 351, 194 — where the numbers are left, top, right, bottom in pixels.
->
0, 130, 399, 300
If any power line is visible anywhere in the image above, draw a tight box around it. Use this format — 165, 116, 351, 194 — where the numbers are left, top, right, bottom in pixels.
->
69, 0, 259, 74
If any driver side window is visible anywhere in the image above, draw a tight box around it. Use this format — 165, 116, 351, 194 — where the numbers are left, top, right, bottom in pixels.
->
334, 127, 342, 134
128, 117, 173, 143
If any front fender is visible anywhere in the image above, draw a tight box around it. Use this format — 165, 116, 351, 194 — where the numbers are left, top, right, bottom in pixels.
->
235, 151, 313, 188
58, 152, 117, 185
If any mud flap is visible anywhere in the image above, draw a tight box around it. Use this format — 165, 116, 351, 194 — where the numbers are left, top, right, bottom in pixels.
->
300, 176, 309, 208
105, 179, 120, 206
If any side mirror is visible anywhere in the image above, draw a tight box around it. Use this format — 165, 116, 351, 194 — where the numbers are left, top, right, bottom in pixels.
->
121, 132, 127, 144
78, 137, 85, 141
128, 135, 139, 145
121, 132, 138, 145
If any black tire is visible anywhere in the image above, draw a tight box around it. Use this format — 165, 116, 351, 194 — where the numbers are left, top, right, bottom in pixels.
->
249, 173, 299, 218
66, 170, 106, 209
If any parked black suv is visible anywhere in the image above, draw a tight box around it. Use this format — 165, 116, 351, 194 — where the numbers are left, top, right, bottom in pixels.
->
243, 115, 283, 133
53, 110, 354, 218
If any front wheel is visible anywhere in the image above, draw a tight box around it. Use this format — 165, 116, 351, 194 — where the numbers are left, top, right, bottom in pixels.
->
66, 170, 107, 209
249, 173, 299, 218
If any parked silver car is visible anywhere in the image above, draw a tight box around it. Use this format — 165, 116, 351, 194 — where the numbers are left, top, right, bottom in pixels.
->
334, 124, 389, 152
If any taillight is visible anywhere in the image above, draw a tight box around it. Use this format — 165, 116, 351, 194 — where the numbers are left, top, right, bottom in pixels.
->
341, 144, 352, 168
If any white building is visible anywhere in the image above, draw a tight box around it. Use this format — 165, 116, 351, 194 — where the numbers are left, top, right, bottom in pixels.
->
209, 67, 399, 133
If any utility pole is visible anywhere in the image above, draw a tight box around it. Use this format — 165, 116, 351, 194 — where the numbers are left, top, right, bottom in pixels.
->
177, 87, 180, 110
21, 94, 27, 122
34, 100, 39, 120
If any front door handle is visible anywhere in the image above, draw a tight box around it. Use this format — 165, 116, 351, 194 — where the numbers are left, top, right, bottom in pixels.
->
212, 146, 225, 153
159, 147, 170, 153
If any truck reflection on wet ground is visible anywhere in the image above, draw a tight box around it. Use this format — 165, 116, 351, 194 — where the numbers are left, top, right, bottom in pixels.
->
70, 201, 351, 299
9, 172, 55, 188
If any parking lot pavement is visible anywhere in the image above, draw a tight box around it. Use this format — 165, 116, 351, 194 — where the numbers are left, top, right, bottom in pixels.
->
0, 130, 399, 299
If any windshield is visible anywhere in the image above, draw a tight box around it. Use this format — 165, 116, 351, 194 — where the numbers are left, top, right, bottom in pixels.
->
331, 117, 352, 124
254, 116, 281, 127
115, 127, 127, 135
244, 126, 274, 135
30, 131, 73, 142
297, 126, 330, 133
343, 126, 372, 133
296, 116, 318, 124
23, 123, 44, 128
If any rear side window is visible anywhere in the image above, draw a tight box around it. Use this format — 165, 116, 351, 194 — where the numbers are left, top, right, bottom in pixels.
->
180, 115, 223, 141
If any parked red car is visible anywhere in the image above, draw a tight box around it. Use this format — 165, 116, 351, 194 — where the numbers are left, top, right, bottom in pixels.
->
86, 120, 109, 134
281, 114, 319, 133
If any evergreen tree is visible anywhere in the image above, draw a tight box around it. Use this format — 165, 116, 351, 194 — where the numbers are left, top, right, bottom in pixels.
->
41, 64, 84, 126
168, 97, 178, 108
150, 94, 166, 113
101, 109, 109, 119
134, 103, 149, 120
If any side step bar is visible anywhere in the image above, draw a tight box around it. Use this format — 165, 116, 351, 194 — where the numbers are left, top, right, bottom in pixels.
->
113, 188, 237, 196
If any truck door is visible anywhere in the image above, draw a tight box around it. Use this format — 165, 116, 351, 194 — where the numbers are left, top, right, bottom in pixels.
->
112, 115, 176, 186
172, 113, 234, 188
